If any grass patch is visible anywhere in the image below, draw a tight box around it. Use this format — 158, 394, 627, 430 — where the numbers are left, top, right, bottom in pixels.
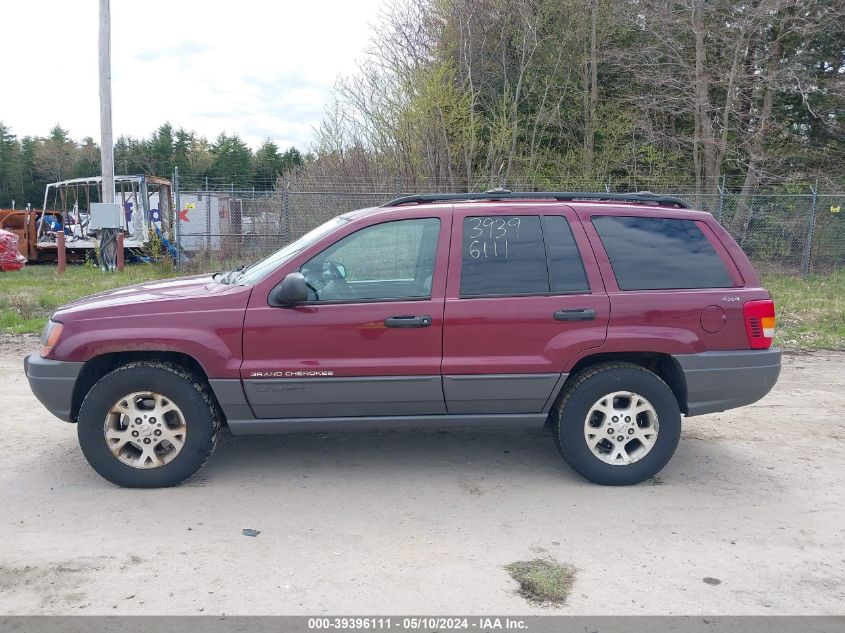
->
505, 558, 576, 606
0, 264, 174, 334
763, 272, 845, 350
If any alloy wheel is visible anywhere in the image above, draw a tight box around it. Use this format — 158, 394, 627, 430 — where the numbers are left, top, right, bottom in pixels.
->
103, 391, 187, 469
583, 391, 659, 465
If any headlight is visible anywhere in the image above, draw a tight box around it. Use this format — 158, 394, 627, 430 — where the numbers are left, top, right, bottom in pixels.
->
40, 319, 64, 357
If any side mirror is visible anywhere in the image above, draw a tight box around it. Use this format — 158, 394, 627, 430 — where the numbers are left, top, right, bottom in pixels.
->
270, 272, 308, 306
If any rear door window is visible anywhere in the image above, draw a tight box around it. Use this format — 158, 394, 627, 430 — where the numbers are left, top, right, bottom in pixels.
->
592, 216, 733, 290
459, 215, 591, 296
459, 215, 549, 296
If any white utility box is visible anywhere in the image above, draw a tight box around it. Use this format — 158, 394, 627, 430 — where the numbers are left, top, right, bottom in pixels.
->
89, 203, 123, 230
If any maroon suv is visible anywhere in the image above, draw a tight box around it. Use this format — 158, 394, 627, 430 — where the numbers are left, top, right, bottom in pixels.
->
24, 191, 781, 488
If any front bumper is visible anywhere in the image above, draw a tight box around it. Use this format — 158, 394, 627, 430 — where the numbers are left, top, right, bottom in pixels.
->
674, 348, 782, 417
24, 353, 84, 422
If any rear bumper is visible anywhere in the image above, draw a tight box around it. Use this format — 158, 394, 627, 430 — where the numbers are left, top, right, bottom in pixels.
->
24, 353, 84, 422
674, 348, 781, 417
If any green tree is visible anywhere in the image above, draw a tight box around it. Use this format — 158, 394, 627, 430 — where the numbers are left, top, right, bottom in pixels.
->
73, 137, 100, 177
210, 133, 253, 187
280, 147, 304, 174
147, 123, 175, 177
0, 122, 20, 207
18, 136, 41, 206
36, 124, 76, 183
253, 139, 284, 188
173, 128, 192, 175
114, 135, 151, 175
114, 136, 133, 174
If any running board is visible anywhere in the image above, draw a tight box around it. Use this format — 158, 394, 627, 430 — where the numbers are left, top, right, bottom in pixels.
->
227, 413, 548, 435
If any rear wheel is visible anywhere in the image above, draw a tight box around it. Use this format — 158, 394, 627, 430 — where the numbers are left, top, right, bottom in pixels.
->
77, 362, 220, 488
553, 363, 681, 485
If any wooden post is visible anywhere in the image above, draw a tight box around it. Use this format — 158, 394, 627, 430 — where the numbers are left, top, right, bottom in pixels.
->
174, 166, 181, 271
801, 185, 819, 276
116, 232, 124, 271
57, 231, 66, 275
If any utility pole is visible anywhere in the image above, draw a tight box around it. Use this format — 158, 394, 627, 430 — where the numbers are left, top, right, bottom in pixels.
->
99, 0, 114, 203
98, 0, 119, 271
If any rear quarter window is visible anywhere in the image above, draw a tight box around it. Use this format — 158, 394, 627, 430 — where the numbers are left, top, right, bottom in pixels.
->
543, 216, 590, 293
592, 216, 733, 290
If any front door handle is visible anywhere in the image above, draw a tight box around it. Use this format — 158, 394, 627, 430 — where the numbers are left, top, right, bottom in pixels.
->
384, 315, 432, 328
554, 308, 596, 322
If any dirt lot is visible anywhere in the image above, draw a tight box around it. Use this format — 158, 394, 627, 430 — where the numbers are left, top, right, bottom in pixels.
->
1, 335, 843, 615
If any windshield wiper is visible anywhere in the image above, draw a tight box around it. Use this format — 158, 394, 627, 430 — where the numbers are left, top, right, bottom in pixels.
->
217, 265, 246, 285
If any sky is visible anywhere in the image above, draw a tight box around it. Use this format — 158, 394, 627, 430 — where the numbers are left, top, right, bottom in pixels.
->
1, 0, 386, 150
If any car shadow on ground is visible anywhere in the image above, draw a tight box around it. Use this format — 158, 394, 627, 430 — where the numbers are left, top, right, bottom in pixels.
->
201, 425, 573, 481
178, 423, 773, 491
13, 419, 776, 493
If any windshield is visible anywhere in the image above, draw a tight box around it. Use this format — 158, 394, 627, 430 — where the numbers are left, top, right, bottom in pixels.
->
234, 216, 349, 285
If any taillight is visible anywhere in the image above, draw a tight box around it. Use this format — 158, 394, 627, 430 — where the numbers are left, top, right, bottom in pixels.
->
743, 300, 775, 349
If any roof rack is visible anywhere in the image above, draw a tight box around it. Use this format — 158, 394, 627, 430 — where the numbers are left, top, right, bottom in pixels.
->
381, 190, 690, 209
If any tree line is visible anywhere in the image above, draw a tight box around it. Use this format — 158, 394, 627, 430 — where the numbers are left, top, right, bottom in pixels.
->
0, 122, 304, 208
3, 0, 842, 209
300, 0, 844, 196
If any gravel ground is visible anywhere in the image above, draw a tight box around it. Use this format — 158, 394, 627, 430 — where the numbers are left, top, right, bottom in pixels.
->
1, 335, 843, 615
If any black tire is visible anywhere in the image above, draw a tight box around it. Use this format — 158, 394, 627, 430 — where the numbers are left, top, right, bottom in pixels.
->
553, 362, 681, 485
77, 361, 220, 488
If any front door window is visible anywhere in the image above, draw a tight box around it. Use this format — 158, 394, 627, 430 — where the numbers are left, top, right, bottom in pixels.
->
300, 218, 440, 302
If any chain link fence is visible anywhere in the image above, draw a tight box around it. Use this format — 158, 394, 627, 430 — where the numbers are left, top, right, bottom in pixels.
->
170, 181, 844, 276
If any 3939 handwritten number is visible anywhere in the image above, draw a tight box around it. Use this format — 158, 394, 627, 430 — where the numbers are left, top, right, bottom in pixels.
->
466, 217, 521, 259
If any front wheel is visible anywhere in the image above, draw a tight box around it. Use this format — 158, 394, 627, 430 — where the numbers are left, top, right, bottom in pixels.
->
553, 363, 681, 485
77, 362, 220, 488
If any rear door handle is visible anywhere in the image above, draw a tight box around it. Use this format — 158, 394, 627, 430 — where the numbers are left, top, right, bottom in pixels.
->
554, 308, 596, 321
384, 315, 432, 328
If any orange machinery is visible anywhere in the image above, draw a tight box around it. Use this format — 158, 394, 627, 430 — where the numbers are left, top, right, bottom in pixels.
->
0, 208, 64, 262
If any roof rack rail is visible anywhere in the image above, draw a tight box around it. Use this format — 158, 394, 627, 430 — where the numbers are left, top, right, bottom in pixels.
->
381, 191, 690, 209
